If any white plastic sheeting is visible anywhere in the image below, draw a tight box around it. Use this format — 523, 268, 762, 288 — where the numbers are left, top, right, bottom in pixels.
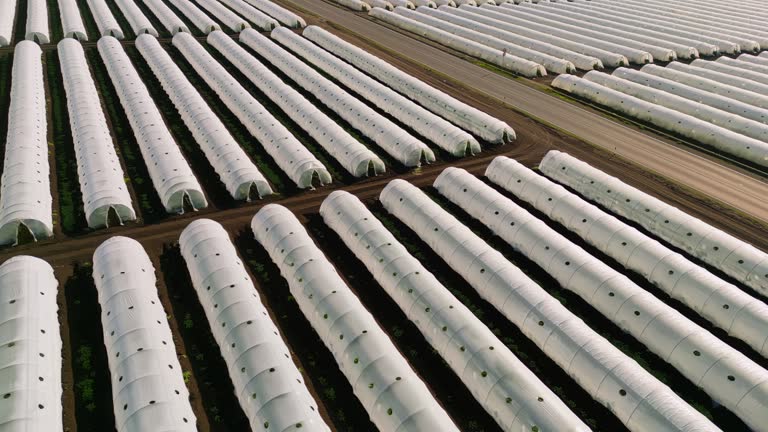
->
194, 0, 251, 32
390, 0, 415, 8
431, 167, 768, 432
411, 7, 576, 74
274, 27, 480, 156
418, 6, 597, 72
114, 0, 158, 36
639, 64, 768, 111
135, 34, 272, 200
452, 6, 627, 68
92, 237, 196, 432
331, 0, 371, 11
582, 71, 768, 144
97, 36, 207, 214
583, 0, 765, 51
216, 0, 278, 31
59, 39, 136, 228
487, 5, 654, 64
141, 0, 189, 34
58, 0, 88, 40
251, 204, 460, 432
371, 7, 547, 77
717, 57, 768, 80
551, 74, 768, 168
242, 0, 305, 28
509, 3, 680, 61
25, 0, 50, 44
585, 0, 768, 45
303, 26, 515, 144
737, 51, 768, 66
173, 33, 331, 189
540, 150, 768, 299
381, 178, 723, 432
179, 219, 330, 432
321, 191, 592, 432
666, 62, 768, 98
689, 59, 768, 88
0, 256, 62, 432
365, 0, 394, 10
532, 1, 713, 57
207, 31, 385, 178
564, 1, 748, 54
240, 29, 435, 167
0, 1, 15, 47
86, 0, 125, 38
611, 68, 768, 124
488, 156, 768, 358
167, 0, 221, 34
0, 41, 53, 246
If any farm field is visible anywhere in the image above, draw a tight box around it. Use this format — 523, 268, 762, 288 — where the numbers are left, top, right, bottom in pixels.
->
1, 0, 768, 432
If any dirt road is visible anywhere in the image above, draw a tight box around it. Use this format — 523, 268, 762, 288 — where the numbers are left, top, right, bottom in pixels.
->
280, 0, 768, 223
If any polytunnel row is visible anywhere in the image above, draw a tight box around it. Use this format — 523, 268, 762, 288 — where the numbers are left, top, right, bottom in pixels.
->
206, 31, 386, 178
135, 34, 273, 201
58, 38, 137, 229
239, 29, 437, 168
167, 0, 221, 34
59, 0, 88, 41
550, 73, 768, 170
363, 1, 768, 75
92, 236, 196, 432
272, 27, 481, 156
0, 41, 53, 246
0, 0, 304, 46
431, 166, 768, 432
251, 204, 461, 432
320, 191, 593, 432
487, 156, 768, 357
172, 32, 332, 189
379, 178, 721, 432
540, 150, 768, 299
369, 7, 548, 77
0, 256, 62, 431
178, 219, 330, 432
302, 25, 515, 144
96, 36, 207, 214
560, 0, 767, 52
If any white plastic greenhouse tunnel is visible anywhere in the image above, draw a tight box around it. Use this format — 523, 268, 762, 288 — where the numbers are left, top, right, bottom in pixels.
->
172, 32, 332, 189
0, 41, 53, 246
97, 36, 208, 214
167, 0, 222, 34
86, 0, 125, 39
25, 0, 50, 43
58, 38, 137, 229
0, 256, 62, 432
207, 31, 386, 178
251, 204, 460, 432
0, 1, 16, 46
179, 219, 330, 431
486, 156, 768, 358
58, 0, 88, 40
92, 236, 197, 432
430, 167, 768, 432
239, 29, 435, 167
539, 150, 768, 299
302, 26, 516, 144
379, 179, 721, 432
321, 191, 595, 432
272, 27, 481, 156
135, 34, 273, 200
